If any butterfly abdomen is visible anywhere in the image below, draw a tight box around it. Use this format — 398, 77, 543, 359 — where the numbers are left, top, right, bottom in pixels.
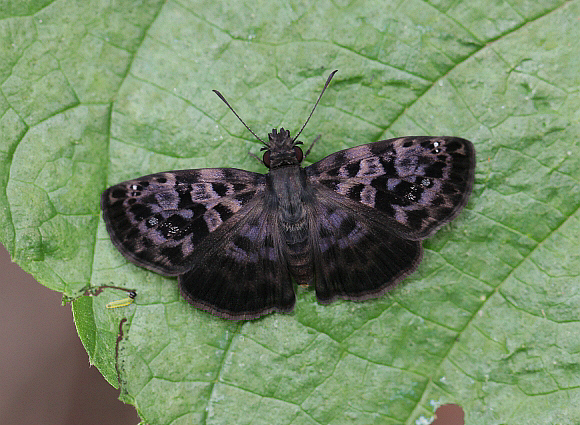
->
283, 223, 314, 285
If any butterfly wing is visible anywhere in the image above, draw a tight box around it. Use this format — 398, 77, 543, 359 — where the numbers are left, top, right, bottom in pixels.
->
306, 187, 422, 303
306, 136, 475, 239
178, 194, 295, 320
101, 168, 265, 276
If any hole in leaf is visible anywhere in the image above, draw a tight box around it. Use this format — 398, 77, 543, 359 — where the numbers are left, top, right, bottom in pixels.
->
431, 404, 464, 425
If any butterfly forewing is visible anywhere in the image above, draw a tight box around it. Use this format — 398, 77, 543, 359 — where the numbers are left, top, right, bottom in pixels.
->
101, 168, 265, 276
306, 136, 475, 239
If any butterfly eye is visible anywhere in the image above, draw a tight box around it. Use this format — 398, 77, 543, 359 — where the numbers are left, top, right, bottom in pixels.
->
294, 146, 304, 163
262, 150, 271, 168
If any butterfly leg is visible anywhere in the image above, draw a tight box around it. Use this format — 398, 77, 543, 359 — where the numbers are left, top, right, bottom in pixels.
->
248, 150, 265, 166
304, 135, 321, 158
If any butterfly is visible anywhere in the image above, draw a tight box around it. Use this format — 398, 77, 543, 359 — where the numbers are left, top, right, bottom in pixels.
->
101, 71, 476, 320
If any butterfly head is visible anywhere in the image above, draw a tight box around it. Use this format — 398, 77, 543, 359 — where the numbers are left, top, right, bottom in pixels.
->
262, 128, 304, 168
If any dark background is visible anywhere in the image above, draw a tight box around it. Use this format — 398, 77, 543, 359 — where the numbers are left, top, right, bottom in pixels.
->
0, 243, 463, 425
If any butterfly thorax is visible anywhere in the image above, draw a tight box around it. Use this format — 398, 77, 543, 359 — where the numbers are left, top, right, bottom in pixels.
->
267, 161, 315, 285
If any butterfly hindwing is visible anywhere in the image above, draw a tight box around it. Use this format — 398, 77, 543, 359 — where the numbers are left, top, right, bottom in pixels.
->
178, 195, 295, 320
306, 136, 475, 239
101, 168, 265, 276
306, 186, 422, 302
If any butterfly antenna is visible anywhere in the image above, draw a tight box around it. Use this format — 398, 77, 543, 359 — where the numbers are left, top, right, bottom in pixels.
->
292, 70, 338, 143
213, 90, 267, 145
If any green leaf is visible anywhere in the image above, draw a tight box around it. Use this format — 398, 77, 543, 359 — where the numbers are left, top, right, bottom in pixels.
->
2, 0, 580, 424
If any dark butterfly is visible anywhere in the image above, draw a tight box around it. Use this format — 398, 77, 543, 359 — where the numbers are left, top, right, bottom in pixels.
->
101, 71, 475, 320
